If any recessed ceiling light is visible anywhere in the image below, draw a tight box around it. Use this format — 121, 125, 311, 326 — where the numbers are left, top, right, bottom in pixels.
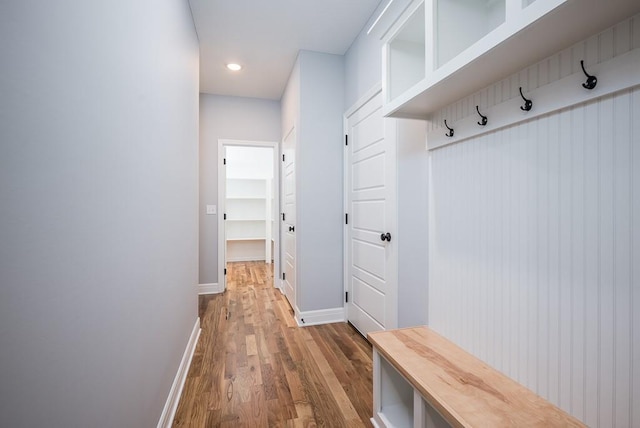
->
226, 63, 242, 71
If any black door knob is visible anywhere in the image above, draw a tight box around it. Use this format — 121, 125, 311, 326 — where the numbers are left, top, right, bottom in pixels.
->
289, 226, 295, 232
380, 232, 391, 242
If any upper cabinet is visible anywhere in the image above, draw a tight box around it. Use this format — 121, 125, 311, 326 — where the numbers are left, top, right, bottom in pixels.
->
387, 2, 426, 101
380, 0, 640, 118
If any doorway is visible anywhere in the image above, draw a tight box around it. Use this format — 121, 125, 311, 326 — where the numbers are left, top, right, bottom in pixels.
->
218, 140, 280, 291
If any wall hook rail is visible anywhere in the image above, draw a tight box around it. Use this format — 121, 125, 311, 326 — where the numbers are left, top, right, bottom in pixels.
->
519, 87, 532, 111
444, 120, 454, 137
476, 105, 488, 126
580, 60, 597, 90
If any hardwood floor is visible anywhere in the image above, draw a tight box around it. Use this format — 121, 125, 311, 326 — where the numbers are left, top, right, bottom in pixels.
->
173, 261, 374, 427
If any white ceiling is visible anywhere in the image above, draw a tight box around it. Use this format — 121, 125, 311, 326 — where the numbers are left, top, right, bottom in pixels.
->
188, 0, 382, 100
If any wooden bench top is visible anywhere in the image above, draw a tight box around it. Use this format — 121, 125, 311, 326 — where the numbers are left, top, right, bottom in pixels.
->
368, 326, 585, 428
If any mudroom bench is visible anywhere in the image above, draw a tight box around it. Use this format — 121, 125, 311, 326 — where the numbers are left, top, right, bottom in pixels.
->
368, 326, 585, 428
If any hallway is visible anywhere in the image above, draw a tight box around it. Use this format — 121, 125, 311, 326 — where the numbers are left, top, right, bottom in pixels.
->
173, 262, 374, 427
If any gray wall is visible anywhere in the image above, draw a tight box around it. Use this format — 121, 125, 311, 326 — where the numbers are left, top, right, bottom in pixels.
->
199, 94, 281, 284
294, 51, 346, 312
0, 1, 200, 427
281, 51, 345, 313
344, 2, 386, 110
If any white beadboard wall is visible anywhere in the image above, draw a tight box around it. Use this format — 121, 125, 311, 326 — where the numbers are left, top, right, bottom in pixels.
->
427, 15, 640, 428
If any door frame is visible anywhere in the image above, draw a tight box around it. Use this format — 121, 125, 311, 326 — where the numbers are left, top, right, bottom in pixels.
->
217, 139, 280, 292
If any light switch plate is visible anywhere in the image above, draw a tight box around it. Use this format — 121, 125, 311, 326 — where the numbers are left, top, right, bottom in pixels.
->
206, 205, 217, 215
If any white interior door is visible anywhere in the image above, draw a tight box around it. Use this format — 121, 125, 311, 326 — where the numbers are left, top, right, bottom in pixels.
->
282, 127, 296, 309
345, 88, 397, 337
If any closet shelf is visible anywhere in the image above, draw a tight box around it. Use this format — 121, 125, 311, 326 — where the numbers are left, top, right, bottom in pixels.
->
225, 177, 275, 264
227, 237, 266, 241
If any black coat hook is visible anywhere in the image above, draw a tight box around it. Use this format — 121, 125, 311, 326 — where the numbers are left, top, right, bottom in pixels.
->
444, 120, 454, 137
580, 60, 597, 90
476, 105, 487, 126
519, 87, 532, 111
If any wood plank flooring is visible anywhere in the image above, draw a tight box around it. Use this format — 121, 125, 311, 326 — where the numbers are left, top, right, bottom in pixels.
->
173, 261, 373, 427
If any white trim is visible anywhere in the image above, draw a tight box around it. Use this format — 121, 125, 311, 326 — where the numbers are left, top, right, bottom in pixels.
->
366, 0, 393, 35
367, 0, 420, 42
156, 318, 201, 428
343, 116, 350, 332
217, 139, 281, 293
380, 0, 424, 44
296, 307, 346, 327
198, 283, 222, 295
427, 47, 640, 150
371, 349, 382, 428
344, 82, 383, 119
217, 142, 226, 292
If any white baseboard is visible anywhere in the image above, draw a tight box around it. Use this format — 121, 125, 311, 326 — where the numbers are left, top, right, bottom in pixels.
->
198, 283, 222, 295
157, 317, 201, 428
296, 306, 346, 327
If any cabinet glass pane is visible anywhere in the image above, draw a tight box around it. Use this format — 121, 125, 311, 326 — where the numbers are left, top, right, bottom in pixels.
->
388, 3, 426, 101
436, 0, 506, 68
